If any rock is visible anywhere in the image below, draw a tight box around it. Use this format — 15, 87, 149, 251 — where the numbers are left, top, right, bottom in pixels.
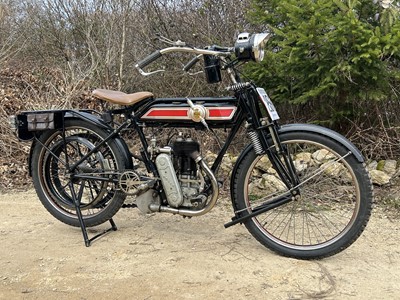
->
321, 161, 345, 177
256, 156, 272, 172
312, 149, 335, 164
295, 152, 313, 164
231, 156, 238, 164
294, 160, 308, 172
369, 169, 391, 185
222, 154, 232, 166
258, 174, 286, 193
367, 160, 378, 171
220, 160, 232, 177
221, 154, 233, 174
293, 152, 312, 172
205, 151, 217, 165
383, 160, 397, 177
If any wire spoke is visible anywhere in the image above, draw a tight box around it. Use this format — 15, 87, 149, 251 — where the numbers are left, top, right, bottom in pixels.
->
243, 138, 360, 249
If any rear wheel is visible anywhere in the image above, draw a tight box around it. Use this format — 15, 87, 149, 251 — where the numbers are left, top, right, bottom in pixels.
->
233, 131, 373, 259
31, 119, 130, 227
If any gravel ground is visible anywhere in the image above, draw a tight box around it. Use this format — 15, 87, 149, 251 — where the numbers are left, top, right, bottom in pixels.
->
1, 189, 399, 300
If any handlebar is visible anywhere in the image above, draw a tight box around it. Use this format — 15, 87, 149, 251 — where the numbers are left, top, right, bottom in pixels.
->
136, 50, 163, 69
135, 45, 233, 76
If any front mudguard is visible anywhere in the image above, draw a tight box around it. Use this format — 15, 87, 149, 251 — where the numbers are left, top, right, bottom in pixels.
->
229, 123, 364, 207
26, 110, 133, 176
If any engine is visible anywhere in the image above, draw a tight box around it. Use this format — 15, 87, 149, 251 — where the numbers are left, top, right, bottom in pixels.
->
155, 135, 206, 209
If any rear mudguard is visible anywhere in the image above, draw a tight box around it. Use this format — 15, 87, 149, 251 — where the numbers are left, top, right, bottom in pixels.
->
27, 111, 133, 176
229, 123, 364, 206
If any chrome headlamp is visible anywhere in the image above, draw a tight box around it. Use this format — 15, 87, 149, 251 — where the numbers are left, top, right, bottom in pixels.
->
234, 32, 269, 62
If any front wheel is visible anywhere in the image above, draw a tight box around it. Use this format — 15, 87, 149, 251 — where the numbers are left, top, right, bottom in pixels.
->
233, 131, 373, 259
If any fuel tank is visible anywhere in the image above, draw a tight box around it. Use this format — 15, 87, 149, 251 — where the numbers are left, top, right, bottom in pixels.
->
136, 97, 239, 128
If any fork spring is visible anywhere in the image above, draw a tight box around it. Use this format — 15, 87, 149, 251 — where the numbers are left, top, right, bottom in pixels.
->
227, 82, 251, 92
248, 131, 264, 155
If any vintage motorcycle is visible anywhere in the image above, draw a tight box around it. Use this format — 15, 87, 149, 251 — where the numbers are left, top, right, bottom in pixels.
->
10, 33, 373, 259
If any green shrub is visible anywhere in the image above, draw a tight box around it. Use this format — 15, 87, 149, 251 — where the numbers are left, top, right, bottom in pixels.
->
247, 0, 400, 129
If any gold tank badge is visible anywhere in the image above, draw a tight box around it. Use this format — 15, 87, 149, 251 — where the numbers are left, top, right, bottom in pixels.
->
188, 104, 207, 122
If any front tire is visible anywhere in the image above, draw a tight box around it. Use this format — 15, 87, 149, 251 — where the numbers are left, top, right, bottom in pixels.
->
233, 131, 373, 259
31, 119, 130, 227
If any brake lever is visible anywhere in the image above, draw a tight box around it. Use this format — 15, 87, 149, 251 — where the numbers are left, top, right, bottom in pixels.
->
187, 71, 203, 76
137, 67, 165, 77
156, 34, 187, 47
183, 54, 203, 76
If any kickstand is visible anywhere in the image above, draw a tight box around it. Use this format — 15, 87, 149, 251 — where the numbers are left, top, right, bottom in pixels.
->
70, 182, 118, 247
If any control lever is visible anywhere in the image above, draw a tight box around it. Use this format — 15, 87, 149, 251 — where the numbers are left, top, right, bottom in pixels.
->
183, 54, 203, 75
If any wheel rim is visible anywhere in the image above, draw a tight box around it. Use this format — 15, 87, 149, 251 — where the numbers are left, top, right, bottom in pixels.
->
38, 126, 120, 219
243, 139, 361, 251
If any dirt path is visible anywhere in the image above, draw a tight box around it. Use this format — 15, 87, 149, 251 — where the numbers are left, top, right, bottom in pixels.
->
1, 190, 399, 300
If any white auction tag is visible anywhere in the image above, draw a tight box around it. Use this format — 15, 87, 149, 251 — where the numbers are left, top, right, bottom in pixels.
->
256, 88, 280, 121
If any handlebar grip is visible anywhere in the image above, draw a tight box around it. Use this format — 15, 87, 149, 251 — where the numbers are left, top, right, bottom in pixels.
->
136, 50, 162, 69
183, 55, 201, 72
212, 45, 231, 52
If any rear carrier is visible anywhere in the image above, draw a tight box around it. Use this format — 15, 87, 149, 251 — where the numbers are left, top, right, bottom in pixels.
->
9, 109, 104, 141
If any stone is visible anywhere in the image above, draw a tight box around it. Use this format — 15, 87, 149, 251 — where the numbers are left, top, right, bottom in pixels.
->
231, 156, 238, 164
295, 152, 313, 164
204, 151, 217, 165
258, 174, 286, 192
257, 156, 272, 172
383, 160, 397, 177
220, 161, 233, 177
294, 152, 312, 172
369, 169, 391, 186
294, 159, 308, 172
267, 167, 277, 175
321, 161, 345, 177
312, 149, 336, 164
367, 160, 378, 171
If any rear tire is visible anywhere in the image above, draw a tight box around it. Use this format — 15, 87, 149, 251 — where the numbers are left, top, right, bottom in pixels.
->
233, 131, 373, 259
31, 119, 130, 227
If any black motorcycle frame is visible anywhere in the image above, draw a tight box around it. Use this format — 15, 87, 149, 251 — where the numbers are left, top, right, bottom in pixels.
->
9, 33, 373, 259
14, 81, 301, 245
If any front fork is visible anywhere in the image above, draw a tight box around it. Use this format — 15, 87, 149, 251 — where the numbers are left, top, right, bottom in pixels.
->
249, 120, 300, 193
224, 121, 300, 228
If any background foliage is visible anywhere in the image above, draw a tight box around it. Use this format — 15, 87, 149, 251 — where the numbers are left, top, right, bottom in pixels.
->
2, 0, 400, 190
247, 0, 400, 147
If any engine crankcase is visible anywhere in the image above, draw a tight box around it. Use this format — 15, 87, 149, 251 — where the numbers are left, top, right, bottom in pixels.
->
155, 153, 183, 207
